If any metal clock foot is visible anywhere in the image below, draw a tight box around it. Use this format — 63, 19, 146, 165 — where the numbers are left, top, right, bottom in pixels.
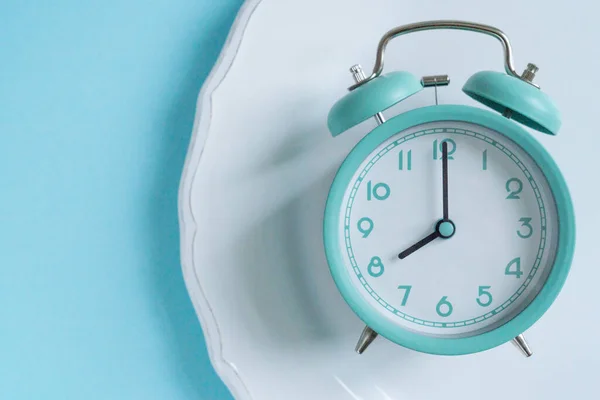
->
355, 326, 378, 354
512, 334, 533, 357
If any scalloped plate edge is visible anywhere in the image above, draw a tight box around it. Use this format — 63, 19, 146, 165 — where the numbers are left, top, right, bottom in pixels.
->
177, 1, 263, 398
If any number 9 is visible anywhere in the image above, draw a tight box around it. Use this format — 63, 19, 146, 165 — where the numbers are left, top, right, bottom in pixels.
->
357, 217, 374, 238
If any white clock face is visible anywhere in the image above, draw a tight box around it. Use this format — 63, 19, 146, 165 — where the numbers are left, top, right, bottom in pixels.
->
339, 121, 559, 337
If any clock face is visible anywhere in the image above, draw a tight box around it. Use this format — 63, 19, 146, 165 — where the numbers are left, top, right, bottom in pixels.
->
337, 120, 559, 338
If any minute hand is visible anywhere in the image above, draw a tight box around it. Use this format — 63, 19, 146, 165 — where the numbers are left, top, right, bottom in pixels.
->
442, 141, 449, 219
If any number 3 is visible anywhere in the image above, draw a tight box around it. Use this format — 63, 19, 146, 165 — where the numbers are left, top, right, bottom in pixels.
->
517, 217, 533, 239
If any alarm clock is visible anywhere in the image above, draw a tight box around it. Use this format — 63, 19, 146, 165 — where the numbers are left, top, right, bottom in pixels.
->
323, 20, 575, 357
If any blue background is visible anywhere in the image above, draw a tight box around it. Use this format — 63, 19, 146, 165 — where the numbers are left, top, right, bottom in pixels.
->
0, 1, 243, 398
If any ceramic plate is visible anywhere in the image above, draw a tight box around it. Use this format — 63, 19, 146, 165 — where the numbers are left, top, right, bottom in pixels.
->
179, 0, 597, 398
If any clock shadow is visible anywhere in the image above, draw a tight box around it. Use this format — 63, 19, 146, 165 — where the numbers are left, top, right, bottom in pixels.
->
236, 165, 356, 350
236, 180, 423, 379
231, 105, 428, 376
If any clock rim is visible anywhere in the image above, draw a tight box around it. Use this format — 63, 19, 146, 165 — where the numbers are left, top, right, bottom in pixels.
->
323, 104, 575, 355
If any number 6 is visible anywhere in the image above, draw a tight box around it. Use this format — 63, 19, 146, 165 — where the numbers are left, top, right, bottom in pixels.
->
436, 296, 453, 317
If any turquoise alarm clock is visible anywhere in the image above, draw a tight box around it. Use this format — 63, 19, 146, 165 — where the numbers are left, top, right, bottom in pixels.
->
323, 20, 575, 357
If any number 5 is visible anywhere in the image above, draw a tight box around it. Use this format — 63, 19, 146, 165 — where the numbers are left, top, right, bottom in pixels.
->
476, 286, 493, 307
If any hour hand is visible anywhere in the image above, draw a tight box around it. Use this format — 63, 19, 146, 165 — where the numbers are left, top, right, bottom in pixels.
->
398, 231, 440, 259
398, 220, 456, 259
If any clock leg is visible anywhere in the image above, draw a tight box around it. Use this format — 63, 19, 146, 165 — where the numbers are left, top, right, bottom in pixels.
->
512, 334, 533, 357
355, 325, 378, 354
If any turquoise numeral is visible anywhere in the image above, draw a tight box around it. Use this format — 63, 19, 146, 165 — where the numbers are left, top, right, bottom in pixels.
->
366, 181, 390, 201
476, 286, 493, 307
357, 217, 374, 238
436, 296, 453, 317
517, 217, 533, 238
399, 150, 412, 170
506, 178, 523, 199
367, 256, 384, 277
505, 257, 523, 278
433, 139, 456, 160
397, 285, 412, 306
482, 149, 488, 170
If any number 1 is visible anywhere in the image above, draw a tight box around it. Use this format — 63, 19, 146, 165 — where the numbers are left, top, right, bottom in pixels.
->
482, 150, 488, 170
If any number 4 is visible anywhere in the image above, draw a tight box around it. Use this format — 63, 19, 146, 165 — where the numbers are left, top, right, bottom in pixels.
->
505, 257, 523, 278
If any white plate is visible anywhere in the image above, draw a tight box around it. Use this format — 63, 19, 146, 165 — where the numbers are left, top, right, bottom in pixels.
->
179, 1, 599, 398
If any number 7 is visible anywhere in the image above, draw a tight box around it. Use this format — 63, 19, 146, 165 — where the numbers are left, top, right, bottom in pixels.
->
397, 285, 412, 306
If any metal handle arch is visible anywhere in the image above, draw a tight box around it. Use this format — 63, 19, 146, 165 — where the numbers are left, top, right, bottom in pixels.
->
350, 20, 529, 90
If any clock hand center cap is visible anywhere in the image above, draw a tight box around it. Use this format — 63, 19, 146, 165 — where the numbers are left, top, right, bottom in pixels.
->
436, 219, 456, 239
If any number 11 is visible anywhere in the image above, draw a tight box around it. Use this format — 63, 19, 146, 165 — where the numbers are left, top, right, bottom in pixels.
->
399, 150, 412, 171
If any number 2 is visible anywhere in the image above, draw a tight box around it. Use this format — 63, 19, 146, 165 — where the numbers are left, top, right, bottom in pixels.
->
506, 178, 523, 199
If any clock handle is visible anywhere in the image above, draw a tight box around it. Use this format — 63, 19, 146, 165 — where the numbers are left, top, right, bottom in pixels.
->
349, 20, 534, 91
